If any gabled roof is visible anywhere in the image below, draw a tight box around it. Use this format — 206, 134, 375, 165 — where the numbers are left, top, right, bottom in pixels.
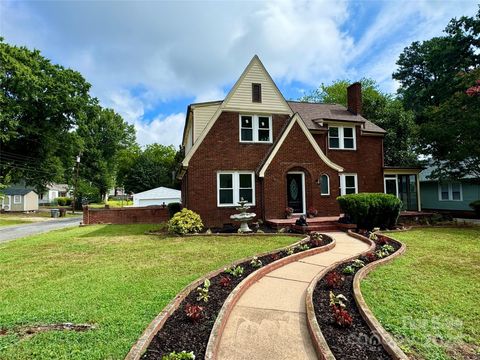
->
257, 113, 343, 177
133, 187, 181, 199
181, 55, 293, 171
3, 187, 37, 196
287, 101, 386, 134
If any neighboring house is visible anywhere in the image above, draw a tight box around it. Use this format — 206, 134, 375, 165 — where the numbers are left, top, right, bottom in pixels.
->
133, 187, 181, 207
1, 187, 39, 212
178, 55, 421, 227
420, 166, 480, 214
39, 184, 71, 204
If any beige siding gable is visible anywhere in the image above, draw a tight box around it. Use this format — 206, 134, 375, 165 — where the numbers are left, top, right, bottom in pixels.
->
223, 56, 292, 114
193, 104, 220, 141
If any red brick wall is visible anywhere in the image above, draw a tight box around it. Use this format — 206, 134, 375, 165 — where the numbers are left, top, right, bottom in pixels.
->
83, 206, 169, 225
184, 111, 384, 228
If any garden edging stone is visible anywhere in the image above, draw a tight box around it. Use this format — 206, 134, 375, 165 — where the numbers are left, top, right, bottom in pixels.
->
204, 235, 336, 360
125, 235, 312, 360
305, 231, 375, 360
352, 233, 408, 360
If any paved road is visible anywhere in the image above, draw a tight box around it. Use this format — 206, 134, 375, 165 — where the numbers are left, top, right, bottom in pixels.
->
0, 217, 82, 244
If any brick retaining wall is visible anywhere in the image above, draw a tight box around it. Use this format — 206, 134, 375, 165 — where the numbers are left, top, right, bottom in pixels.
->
83, 206, 169, 225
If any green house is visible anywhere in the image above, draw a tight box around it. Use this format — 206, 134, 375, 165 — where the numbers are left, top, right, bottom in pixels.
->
420, 166, 480, 214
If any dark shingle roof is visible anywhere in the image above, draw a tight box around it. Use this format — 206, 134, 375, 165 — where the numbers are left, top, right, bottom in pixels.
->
287, 101, 386, 134
3, 187, 36, 196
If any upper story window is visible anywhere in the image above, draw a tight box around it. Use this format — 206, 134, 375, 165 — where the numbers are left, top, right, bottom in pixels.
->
240, 115, 272, 143
252, 83, 262, 103
328, 126, 356, 150
339, 173, 358, 195
217, 171, 255, 206
439, 182, 462, 201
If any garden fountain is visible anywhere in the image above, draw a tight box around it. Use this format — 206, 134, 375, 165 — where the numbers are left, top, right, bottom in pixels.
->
230, 198, 256, 233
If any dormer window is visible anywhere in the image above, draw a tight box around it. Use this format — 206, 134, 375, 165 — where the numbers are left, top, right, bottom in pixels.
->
240, 115, 272, 143
252, 83, 262, 103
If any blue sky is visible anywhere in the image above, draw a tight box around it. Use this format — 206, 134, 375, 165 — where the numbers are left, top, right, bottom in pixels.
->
1, 0, 478, 147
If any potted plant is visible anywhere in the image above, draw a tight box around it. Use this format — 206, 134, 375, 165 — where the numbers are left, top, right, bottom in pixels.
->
285, 207, 294, 219
307, 206, 318, 218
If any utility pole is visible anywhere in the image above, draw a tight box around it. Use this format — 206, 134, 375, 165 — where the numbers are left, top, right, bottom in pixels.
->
72, 153, 81, 214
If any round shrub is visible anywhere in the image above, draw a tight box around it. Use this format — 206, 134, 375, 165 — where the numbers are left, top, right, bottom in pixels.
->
470, 200, 480, 217
337, 193, 402, 230
168, 208, 203, 235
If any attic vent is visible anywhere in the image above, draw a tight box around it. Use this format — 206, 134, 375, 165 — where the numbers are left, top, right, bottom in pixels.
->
252, 83, 262, 103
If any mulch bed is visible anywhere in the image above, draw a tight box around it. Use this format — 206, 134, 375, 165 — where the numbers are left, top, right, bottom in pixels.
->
142, 234, 332, 359
313, 233, 401, 360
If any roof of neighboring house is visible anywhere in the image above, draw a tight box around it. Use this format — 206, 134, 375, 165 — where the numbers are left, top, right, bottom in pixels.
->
419, 165, 478, 181
133, 187, 181, 199
287, 101, 386, 134
3, 187, 37, 196
47, 183, 69, 192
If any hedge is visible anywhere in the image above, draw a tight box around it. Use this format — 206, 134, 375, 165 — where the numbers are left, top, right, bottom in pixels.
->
337, 193, 402, 230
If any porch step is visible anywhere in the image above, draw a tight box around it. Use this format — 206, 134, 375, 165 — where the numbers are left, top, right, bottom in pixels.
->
266, 216, 341, 229
291, 223, 340, 233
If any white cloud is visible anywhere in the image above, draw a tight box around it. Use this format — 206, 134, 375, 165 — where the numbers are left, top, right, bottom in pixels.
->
135, 113, 185, 148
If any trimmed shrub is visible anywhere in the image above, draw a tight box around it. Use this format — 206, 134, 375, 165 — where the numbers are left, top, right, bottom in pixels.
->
167, 202, 182, 218
337, 193, 402, 230
168, 208, 203, 235
470, 200, 480, 217
55, 197, 72, 206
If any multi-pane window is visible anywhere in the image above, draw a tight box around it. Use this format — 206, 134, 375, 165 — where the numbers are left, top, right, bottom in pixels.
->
320, 174, 330, 195
239, 115, 272, 143
339, 174, 358, 195
13, 195, 21, 204
252, 83, 262, 103
218, 172, 255, 206
328, 126, 356, 149
439, 182, 462, 201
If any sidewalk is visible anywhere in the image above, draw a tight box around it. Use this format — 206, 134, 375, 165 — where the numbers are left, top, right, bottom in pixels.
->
216, 232, 370, 360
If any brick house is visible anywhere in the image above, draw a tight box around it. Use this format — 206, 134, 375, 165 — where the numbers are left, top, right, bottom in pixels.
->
178, 56, 421, 228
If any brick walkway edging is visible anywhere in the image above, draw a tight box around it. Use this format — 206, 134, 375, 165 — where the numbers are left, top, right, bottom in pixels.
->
204, 235, 336, 360
305, 231, 375, 360
305, 231, 408, 360
125, 235, 317, 360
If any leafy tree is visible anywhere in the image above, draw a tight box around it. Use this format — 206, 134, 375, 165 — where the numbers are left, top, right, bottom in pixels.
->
0, 38, 91, 191
123, 144, 178, 194
393, 8, 480, 177
300, 79, 419, 166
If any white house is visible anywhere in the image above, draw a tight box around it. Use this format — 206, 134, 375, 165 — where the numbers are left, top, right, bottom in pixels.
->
133, 187, 181, 207
39, 184, 71, 204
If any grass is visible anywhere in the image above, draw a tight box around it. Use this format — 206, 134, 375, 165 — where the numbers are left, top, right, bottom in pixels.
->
361, 227, 480, 360
88, 200, 133, 208
0, 218, 32, 227
0, 224, 299, 359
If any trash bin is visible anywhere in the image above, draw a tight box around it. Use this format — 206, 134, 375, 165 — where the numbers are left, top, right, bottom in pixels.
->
51, 209, 60, 218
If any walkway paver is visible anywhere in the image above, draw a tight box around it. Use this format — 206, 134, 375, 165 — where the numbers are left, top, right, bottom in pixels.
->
216, 231, 370, 360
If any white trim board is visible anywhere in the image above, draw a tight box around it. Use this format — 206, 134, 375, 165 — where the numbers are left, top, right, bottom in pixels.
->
258, 113, 343, 177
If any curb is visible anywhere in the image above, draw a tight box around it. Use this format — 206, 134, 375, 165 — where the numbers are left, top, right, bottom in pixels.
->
352, 233, 409, 360
305, 231, 375, 360
125, 236, 313, 360
204, 234, 336, 360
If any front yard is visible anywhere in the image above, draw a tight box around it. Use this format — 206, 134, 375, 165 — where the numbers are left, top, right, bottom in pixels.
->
0, 218, 32, 227
0, 224, 298, 359
362, 227, 480, 360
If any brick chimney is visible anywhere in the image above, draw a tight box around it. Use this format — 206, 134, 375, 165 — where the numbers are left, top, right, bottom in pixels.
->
347, 82, 362, 115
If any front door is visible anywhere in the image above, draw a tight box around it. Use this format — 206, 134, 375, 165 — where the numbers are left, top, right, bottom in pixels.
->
287, 173, 304, 214
398, 174, 418, 211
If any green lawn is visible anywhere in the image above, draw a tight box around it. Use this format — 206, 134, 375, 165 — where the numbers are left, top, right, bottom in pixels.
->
362, 227, 480, 360
0, 218, 32, 227
0, 224, 298, 359
88, 200, 133, 208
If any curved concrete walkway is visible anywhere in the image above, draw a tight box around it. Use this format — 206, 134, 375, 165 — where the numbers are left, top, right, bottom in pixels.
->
216, 231, 370, 360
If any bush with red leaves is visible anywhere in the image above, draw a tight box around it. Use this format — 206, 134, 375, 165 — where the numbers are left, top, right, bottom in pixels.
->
185, 303, 204, 322
331, 305, 353, 327
365, 252, 377, 262
376, 235, 388, 245
270, 253, 281, 261
325, 271, 344, 288
218, 275, 232, 287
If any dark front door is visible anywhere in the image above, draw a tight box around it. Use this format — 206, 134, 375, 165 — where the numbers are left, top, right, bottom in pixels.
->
287, 173, 304, 213
398, 175, 418, 211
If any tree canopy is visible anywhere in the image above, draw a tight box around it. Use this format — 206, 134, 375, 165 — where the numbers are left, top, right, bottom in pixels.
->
393, 8, 480, 178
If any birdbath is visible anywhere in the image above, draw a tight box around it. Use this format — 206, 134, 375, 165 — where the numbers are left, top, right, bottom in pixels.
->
230, 198, 256, 233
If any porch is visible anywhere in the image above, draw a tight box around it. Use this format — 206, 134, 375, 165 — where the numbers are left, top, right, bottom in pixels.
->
265, 215, 343, 232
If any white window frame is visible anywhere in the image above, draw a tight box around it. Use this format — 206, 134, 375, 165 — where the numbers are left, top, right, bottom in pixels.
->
438, 182, 463, 201
339, 173, 358, 195
320, 174, 330, 196
13, 195, 22, 204
328, 126, 356, 150
384, 175, 399, 197
217, 171, 255, 207
239, 114, 272, 143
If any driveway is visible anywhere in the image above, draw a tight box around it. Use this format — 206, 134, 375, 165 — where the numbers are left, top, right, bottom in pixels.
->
0, 217, 81, 244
